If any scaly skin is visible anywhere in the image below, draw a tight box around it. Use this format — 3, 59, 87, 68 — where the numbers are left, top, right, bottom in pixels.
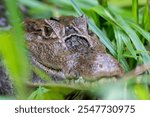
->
25, 15, 124, 81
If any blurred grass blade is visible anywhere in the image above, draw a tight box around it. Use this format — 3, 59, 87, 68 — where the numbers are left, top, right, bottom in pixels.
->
49, 0, 98, 9
47, 0, 72, 8
108, 6, 132, 19
128, 21, 150, 42
92, 5, 120, 26
142, 0, 150, 31
86, 10, 100, 27
98, 0, 108, 7
19, 0, 52, 11
132, 0, 139, 23
134, 84, 149, 99
2, 0, 30, 99
0, 33, 29, 99
32, 66, 52, 81
70, 0, 83, 15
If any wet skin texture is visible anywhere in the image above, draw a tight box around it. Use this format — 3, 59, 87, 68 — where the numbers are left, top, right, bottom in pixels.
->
25, 15, 124, 81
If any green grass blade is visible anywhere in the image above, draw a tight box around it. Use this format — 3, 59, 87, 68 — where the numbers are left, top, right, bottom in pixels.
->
142, 0, 150, 31
70, 0, 83, 15
128, 21, 150, 42
113, 27, 123, 60
113, 27, 131, 71
85, 10, 100, 27
98, 0, 108, 7
0, 32, 29, 99
88, 21, 116, 55
113, 14, 150, 63
132, 0, 139, 23
2, 0, 30, 99
114, 27, 137, 59
92, 5, 118, 26
92, 5, 150, 63
32, 66, 52, 82
19, 0, 52, 11
49, 0, 98, 9
108, 6, 132, 19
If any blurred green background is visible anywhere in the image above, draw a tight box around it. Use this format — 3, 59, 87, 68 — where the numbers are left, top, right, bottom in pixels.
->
0, 0, 150, 100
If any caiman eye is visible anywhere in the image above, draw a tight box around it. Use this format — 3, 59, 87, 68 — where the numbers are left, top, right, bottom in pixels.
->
44, 26, 53, 37
65, 35, 90, 52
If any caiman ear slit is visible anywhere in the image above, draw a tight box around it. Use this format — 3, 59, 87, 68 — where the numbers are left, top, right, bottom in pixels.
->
44, 19, 65, 39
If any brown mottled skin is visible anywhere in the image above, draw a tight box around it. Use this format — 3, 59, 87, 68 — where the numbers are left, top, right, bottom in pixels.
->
24, 15, 124, 81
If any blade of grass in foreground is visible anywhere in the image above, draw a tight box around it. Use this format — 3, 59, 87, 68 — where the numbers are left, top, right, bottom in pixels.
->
19, 0, 53, 11
2, 0, 30, 99
0, 32, 30, 99
142, 0, 150, 31
132, 0, 139, 23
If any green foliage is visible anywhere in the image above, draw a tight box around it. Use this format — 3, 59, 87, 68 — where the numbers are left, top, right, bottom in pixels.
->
91, 5, 150, 64
142, 0, 150, 44
0, 0, 30, 99
0, 0, 150, 100
132, 0, 139, 23
28, 87, 65, 100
